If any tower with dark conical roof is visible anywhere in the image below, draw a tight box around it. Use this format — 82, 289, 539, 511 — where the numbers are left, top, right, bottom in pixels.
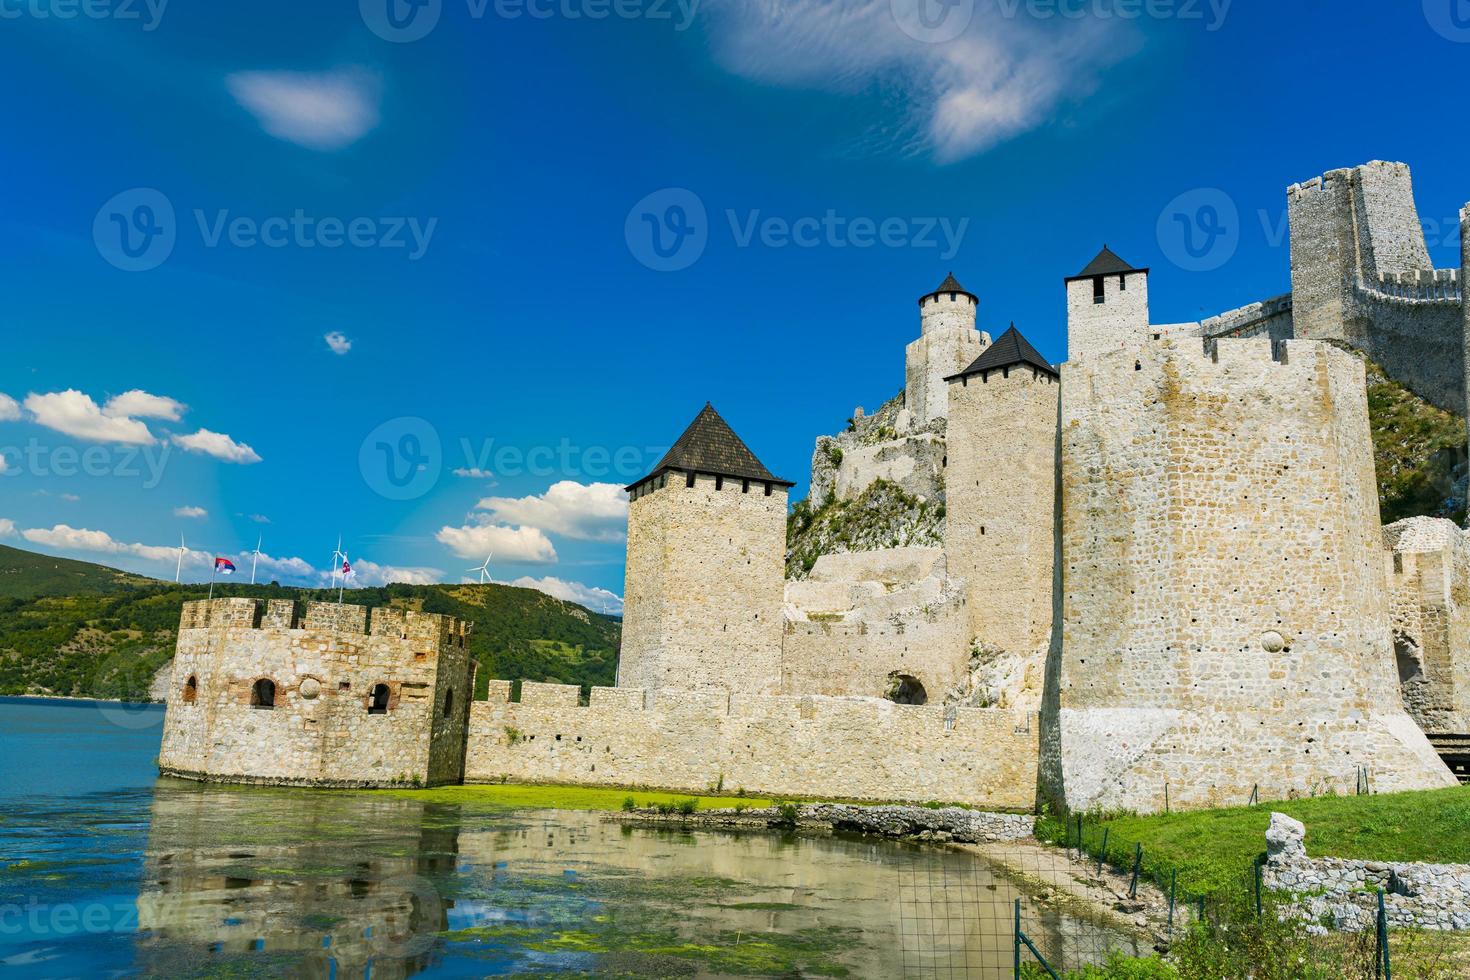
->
619, 404, 793, 695
944, 324, 1060, 655
1065, 246, 1151, 361
905, 272, 989, 426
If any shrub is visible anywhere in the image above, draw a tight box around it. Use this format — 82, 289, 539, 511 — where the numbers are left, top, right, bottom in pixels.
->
621, 796, 637, 812
777, 802, 799, 828
675, 798, 699, 816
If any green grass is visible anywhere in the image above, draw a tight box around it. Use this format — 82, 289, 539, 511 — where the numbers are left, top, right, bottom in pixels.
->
1039, 786, 1470, 901
383, 782, 774, 812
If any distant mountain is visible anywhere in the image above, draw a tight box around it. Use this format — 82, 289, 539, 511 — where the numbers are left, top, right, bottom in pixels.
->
0, 543, 155, 599
0, 548, 621, 701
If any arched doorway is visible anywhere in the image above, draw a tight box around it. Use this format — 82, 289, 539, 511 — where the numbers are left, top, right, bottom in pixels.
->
886, 673, 928, 706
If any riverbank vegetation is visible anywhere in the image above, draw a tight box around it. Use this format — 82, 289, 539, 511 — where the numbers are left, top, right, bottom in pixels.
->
1037, 786, 1470, 901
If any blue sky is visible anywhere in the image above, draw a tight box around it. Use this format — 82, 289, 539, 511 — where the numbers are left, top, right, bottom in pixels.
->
2, 1, 1468, 609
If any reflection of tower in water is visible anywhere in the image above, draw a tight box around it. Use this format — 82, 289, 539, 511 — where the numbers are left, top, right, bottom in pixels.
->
133, 784, 461, 979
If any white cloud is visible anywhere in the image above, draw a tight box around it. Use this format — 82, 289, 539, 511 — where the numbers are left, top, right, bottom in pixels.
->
475, 481, 629, 542
246, 551, 317, 580
0, 394, 20, 421
24, 390, 156, 445
172, 429, 262, 464
453, 467, 495, 480
60, 494, 80, 502
0, 519, 14, 537
344, 559, 442, 587
701, 1, 1131, 162
174, 506, 208, 519
435, 523, 557, 564
246, 513, 271, 524
104, 390, 185, 421
509, 575, 623, 614
324, 331, 352, 355
226, 67, 381, 151
20, 524, 205, 566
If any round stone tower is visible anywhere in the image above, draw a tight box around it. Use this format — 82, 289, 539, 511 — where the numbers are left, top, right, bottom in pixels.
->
905, 273, 988, 426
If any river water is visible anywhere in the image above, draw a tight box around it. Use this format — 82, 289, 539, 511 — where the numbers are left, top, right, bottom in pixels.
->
0, 696, 1140, 977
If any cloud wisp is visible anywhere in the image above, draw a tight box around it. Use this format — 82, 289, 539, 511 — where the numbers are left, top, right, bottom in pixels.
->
226, 67, 382, 151
700, 0, 1134, 162
474, 482, 629, 542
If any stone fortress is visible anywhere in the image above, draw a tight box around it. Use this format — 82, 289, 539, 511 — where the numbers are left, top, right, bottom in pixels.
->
160, 160, 1470, 812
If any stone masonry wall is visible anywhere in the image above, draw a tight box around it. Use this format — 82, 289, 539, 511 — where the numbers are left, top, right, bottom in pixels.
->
1384, 517, 1470, 735
947, 364, 1059, 656
1044, 339, 1456, 814
466, 681, 1038, 808
159, 598, 474, 788
618, 474, 786, 695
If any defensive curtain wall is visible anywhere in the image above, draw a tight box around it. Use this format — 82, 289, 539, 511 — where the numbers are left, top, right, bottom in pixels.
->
159, 598, 475, 788
465, 681, 1038, 808
1042, 339, 1457, 813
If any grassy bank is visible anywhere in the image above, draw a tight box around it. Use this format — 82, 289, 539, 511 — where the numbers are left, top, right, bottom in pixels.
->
1038, 786, 1470, 900
385, 782, 774, 812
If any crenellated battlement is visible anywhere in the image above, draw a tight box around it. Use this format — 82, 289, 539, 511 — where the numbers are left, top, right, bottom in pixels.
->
178, 598, 470, 646
1077, 336, 1364, 390
1288, 160, 1411, 201
1357, 270, 1463, 305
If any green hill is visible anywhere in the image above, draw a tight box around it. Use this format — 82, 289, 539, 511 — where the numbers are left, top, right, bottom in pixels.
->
0, 569, 620, 702
0, 543, 154, 599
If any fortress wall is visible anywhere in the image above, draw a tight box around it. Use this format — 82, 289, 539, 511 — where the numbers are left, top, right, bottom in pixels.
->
1047, 339, 1455, 813
779, 588, 971, 700
947, 365, 1059, 656
466, 684, 1038, 808
159, 599, 473, 788
832, 432, 947, 503
618, 474, 787, 696
1348, 285, 1465, 414
1200, 294, 1295, 343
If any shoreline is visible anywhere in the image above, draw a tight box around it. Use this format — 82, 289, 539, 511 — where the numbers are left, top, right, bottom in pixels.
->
0, 693, 164, 707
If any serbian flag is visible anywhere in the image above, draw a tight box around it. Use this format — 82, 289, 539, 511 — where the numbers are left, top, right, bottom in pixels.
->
215, 556, 236, 575
341, 559, 355, 581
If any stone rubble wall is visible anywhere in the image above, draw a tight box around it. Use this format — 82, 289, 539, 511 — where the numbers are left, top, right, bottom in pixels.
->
615, 803, 1035, 843
465, 680, 1039, 808
1264, 813, 1470, 931
159, 599, 474, 788
1046, 339, 1457, 813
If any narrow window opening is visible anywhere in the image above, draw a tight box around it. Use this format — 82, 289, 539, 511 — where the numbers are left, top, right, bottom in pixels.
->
444, 688, 454, 716
715, 476, 724, 491
368, 683, 390, 715
1119, 274, 1128, 291
182, 675, 198, 704
1092, 277, 1105, 304
685, 471, 696, 489
251, 678, 276, 710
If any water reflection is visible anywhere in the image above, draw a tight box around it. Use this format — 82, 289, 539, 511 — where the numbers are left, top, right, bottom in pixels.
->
122, 783, 1140, 978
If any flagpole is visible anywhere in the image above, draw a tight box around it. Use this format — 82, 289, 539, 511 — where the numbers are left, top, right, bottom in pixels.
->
208, 556, 217, 600
338, 555, 346, 604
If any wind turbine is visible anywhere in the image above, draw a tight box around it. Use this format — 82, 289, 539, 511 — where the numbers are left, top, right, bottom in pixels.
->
468, 552, 493, 585
175, 533, 185, 584
250, 535, 262, 585
329, 535, 346, 591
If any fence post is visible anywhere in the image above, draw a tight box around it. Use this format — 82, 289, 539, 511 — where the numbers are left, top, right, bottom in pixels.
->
1377, 888, 1392, 980
1164, 782, 1169, 814
1254, 857, 1263, 918
1097, 828, 1109, 877
1167, 870, 1177, 934
1014, 898, 1021, 980
1248, 783, 1258, 806
1128, 843, 1142, 899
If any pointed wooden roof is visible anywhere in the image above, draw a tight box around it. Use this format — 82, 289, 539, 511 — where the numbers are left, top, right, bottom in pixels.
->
628, 403, 793, 491
918, 271, 978, 305
945, 324, 1058, 382
1065, 245, 1147, 281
